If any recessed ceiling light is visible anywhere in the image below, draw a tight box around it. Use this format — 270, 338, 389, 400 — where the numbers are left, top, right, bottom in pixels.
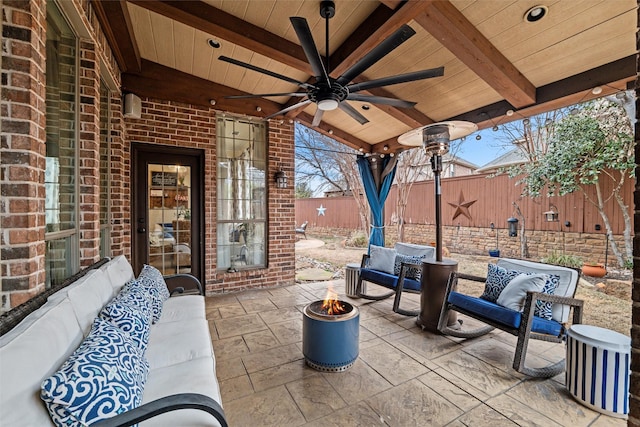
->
524, 5, 548, 23
361, 105, 370, 111
207, 39, 221, 49
591, 86, 603, 95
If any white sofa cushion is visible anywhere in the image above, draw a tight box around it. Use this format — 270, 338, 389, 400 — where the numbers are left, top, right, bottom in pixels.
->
101, 255, 136, 296
158, 295, 206, 324
141, 357, 223, 427
68, 270, 114, 335
146, 318, 213, 369
0, 299, 84, 427
394, 242, 435, 259
497, 258, 578, 323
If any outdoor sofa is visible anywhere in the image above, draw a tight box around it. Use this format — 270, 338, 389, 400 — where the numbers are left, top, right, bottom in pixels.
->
0, 255, 227, 426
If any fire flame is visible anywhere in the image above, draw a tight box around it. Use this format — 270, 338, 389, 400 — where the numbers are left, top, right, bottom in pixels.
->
321, 286, 347, 315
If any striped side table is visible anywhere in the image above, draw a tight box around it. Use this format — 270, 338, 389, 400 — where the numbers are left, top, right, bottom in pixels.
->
566, 324, 630, 418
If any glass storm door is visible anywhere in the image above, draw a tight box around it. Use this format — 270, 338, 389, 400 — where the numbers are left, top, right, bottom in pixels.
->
133, 144, 203, 283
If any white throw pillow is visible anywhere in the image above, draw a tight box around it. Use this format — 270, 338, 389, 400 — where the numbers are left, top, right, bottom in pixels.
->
394, 242, 435, 259
496, 273, 548, 312
368, 245, 397, 274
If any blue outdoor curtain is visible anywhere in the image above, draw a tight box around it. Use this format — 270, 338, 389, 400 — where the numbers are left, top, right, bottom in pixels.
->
356, 155, 397, 249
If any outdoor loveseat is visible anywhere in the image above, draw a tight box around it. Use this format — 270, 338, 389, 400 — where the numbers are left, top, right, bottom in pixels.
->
438, 258, 583, 378
0, 256, 227, 427
356, 242, 435, 316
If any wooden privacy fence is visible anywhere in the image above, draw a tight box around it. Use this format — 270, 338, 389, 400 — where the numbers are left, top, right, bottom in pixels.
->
296, 172, 634, 235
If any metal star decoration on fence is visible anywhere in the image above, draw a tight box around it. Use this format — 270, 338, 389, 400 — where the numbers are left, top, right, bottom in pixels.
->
448, 191, 476, 221
317, 205, 326, 216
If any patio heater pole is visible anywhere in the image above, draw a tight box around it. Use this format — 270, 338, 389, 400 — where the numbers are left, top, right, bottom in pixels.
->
397, 121, 477, 333
431, 154, 443, 262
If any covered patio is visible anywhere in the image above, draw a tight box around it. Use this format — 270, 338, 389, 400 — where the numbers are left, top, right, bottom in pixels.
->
1, 0, 639, 425
207, 278, 622, 426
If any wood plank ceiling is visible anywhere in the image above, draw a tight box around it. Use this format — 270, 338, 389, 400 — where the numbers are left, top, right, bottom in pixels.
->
93, 0, 637, 153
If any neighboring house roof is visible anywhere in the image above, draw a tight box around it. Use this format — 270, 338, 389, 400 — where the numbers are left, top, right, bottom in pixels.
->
476, 148, 529, 173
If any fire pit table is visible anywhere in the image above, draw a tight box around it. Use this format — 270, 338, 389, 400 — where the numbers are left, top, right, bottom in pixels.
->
302, 291, 359, 372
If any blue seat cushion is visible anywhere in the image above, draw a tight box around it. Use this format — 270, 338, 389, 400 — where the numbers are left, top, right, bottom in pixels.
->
360, 268, 421, 292
447, 292, 562, 336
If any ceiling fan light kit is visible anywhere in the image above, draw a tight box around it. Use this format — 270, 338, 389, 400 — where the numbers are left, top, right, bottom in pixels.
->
220, 0, 444, 127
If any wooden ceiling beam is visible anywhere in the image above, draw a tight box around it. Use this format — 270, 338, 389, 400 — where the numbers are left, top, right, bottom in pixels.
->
374, 56, 635, 154
296, 112, 371, 153
329, 1, 432, 78
122, 60, 284, 117
414, 1, 536, 108
448, 56, 636, 129
129, 0, 312, 74
92, 0, 141, 73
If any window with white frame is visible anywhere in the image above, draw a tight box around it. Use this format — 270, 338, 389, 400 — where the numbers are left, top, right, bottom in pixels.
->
216, 117, 267, 270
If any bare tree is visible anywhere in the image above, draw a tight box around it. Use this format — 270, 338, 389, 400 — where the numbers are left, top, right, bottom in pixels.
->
295, 124, 371, 236
393, 149, 422, 241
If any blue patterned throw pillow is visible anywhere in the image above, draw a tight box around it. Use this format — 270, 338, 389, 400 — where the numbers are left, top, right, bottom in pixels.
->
115, 280, 153, 315
41, 318, 149, 427
393, 253, 425, 280
100, 299, 152, 352
480, 264, 520, 303
533, 274, 560, 320
135, 265, 170, 323
139, 264, 170, 300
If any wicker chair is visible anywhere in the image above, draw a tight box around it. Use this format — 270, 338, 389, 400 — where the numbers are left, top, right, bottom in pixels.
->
437, 258, 584, 378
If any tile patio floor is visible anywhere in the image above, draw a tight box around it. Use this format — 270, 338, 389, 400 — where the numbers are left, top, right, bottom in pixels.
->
206, 279, 624, 426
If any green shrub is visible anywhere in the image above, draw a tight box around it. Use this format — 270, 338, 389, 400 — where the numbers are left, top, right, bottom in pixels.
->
541, 252, 583, 269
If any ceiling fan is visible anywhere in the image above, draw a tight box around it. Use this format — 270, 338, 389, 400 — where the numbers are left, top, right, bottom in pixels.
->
219, 1, 444, 127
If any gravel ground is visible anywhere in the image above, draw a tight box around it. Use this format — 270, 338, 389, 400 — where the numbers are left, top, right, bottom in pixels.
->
295, 236, 632, 336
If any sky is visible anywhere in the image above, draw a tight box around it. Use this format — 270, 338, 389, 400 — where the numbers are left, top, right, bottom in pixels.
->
452, 127, 513, 167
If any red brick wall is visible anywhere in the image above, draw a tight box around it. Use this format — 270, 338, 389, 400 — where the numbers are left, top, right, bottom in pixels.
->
0, 0, 125, 310
125, 101, 296, 294
1, 0, 48, 309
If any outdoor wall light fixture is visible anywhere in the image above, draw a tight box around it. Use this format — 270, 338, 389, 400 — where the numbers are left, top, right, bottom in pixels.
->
507, 217, 519, 237
209, 99, 216, 106
543, 204, 559, 222
274, 168, 288, 188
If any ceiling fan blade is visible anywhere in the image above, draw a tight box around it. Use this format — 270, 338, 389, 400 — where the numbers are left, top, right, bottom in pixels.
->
264, 99, 312, 120
219, 56, 315, 89
336, 25, 416, 86
311, 109, 324, 127
339, 102, 369, 125
225, 92, 307, 99
347, 94, 416, 109
347, 67, 445, 93
290, 17, 330, 84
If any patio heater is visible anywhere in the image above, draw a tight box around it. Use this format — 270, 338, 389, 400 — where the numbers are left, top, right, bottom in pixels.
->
398, 121, 477, 332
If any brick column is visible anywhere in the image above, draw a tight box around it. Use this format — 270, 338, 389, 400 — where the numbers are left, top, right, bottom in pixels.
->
0, 0, 47, 309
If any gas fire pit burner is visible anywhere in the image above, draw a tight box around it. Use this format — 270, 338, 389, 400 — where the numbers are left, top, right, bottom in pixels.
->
303, 299, 359, 372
